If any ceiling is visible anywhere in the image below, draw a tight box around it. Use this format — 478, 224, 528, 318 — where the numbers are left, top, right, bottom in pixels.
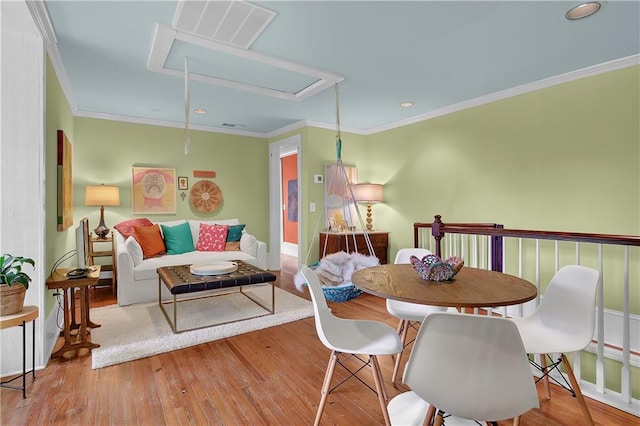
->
37, 1, 639, 137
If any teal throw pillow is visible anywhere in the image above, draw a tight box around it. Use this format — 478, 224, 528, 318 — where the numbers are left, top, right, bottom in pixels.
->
161, 222, 195, 255
226, 224, 246, 242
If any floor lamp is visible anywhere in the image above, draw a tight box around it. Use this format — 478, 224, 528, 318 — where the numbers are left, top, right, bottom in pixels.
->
352, 183, 384, 231
85, 184, 120, 239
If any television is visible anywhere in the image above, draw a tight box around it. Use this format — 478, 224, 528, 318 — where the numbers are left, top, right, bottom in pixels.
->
68, 218, 90, 278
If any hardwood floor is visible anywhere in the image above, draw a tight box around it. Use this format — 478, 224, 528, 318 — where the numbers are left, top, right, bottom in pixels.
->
1, 255, 636, 425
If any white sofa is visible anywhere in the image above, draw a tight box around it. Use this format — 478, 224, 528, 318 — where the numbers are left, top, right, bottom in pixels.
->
115, 218, 267, 306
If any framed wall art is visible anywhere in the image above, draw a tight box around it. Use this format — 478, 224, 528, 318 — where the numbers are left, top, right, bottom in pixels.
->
287, 179, 298, 222
57, 130, 73, 231
131, 167, 176, 214
178, 176, 189, 190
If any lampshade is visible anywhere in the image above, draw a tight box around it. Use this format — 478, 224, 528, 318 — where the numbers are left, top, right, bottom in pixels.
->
352, 183, 384, 203
85, 185, 120, 207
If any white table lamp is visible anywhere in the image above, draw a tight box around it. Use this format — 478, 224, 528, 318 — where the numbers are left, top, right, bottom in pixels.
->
352, 183, 384, 231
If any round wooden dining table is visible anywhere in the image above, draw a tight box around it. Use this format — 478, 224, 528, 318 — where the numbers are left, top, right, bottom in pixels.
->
351, 264, 537, 308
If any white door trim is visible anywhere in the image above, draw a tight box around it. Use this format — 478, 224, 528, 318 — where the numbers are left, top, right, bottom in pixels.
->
268, 134, 301, 270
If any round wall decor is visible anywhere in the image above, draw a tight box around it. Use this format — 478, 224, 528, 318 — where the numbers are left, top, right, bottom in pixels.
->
189, 180, 223, 213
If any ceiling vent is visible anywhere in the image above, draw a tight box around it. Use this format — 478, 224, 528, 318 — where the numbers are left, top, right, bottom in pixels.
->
149, 0, 343, 101
173, 0, 276, 49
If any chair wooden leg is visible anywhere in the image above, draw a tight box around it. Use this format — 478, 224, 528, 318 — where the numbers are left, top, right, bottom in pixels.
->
314, 351, 338, 426
392, 319, 409, 384
561, 354, 594, 426
370, 355, 391, 426
540, 354, 551, 399
395, 318, 404, 334
371, 355, 389, 401
433, 411, 445, 426
423, 405, 436, 426
390, 320, 404, 363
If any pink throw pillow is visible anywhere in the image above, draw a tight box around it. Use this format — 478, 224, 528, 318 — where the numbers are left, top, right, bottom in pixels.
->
196, 224, 228, 252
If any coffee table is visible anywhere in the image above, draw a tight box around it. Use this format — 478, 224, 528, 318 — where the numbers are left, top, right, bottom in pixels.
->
157, 260, 277, 333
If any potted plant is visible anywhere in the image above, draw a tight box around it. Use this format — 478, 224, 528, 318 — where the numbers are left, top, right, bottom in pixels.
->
0, 254, 35, 316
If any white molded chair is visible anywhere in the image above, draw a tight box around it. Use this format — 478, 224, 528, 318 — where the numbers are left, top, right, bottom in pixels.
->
386, 248, 451, 383
511, 265, 600, 426
388, 312, 539, 426
300, 266, 402, 426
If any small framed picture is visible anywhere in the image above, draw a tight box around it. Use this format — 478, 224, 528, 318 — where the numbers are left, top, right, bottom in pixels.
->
178, 176, 189, 190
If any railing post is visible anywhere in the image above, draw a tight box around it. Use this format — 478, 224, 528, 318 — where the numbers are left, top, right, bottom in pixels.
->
492, 224, 503, 271
432, 215, 444, 259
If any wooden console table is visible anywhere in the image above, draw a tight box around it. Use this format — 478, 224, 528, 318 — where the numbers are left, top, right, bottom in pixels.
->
46, 267, 101, 358
320, 231, 389, 264
0, 305, 38, 398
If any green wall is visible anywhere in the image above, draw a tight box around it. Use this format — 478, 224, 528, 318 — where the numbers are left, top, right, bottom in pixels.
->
71, 118, 270, 244
45, 57, 75, 316
366, 66, 639, 254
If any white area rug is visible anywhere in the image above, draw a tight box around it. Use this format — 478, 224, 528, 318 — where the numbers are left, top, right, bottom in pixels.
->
90, 285, 312, 369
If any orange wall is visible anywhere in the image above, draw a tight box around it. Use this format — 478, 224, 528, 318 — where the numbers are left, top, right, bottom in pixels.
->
281, 154, 298, 244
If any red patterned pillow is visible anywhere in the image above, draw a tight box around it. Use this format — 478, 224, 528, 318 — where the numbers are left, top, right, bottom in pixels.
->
196, 224, 228, 252
114, 218, 153, 239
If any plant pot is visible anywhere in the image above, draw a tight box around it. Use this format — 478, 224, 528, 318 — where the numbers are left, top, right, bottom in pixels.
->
0, 284, 26, 316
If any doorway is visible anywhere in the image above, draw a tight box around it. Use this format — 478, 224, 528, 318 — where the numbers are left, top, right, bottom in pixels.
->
268, 134, 302, 270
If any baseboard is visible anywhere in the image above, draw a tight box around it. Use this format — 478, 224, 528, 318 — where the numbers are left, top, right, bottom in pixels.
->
43, 303, 61, 364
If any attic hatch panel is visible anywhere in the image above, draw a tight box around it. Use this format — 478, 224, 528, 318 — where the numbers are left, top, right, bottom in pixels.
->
165, 40, 319, 95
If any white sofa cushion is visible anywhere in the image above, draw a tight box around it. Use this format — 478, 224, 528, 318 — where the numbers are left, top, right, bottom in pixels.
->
124, 236, 144, 266
132, 251, 256, 281
240, 230, 258, 254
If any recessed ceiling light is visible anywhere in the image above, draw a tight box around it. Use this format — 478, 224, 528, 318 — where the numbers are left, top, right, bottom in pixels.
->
194, 108, 207, 114
566, 2, 601, 20
400, 102, 414, 108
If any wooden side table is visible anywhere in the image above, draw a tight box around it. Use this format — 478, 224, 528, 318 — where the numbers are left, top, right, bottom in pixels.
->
0, 305, 38, 398
319, 231, 389, 264
46, 267, 101, 358
88, 233, 116, 292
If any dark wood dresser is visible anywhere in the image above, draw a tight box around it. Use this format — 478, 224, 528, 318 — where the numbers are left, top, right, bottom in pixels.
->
319, 231, 389, 264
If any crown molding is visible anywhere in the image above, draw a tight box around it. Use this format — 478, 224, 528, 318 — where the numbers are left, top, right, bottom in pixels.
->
74, 110, 266, 138
265, 119, 367, 139
265, 120, 307, 139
